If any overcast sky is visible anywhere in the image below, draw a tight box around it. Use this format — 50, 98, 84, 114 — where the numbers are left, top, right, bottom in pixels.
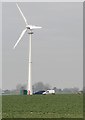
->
2, 2, 83, 90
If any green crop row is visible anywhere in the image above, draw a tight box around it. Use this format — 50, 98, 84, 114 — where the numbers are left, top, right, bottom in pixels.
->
2, 94, 83, 118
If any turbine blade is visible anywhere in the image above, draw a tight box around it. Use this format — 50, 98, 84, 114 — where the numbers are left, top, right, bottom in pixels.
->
31, 26, 42, 29
29, 25, 42, 30
34, 26, 42, 29
13, 29, 27, 49
16, 3, 28, 26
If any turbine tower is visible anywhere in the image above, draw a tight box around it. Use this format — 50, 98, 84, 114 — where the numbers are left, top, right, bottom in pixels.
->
13, 3, 42, 95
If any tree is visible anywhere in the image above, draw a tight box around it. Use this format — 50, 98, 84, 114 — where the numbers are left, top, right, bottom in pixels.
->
32, 82, 51, 92
16, 84, 27, 91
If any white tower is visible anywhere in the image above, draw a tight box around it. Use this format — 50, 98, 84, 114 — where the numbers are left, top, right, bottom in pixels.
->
28, 31, 33, 95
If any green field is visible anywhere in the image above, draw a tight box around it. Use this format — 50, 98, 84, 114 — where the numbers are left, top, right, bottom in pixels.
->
2, 94, 83, 118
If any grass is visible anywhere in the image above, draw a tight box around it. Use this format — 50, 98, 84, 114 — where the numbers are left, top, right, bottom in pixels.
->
2, 94, 83, 118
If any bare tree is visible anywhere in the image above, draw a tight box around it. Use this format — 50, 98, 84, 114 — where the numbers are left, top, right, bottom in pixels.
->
32, 82, 51, 92
16, 84, 27, 90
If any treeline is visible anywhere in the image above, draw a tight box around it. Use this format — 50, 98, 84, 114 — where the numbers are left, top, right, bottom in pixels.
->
16, 82, 83, 94
1, 82, 84, 95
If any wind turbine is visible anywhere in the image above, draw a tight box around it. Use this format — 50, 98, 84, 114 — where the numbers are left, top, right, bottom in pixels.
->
13, 3, 42, 95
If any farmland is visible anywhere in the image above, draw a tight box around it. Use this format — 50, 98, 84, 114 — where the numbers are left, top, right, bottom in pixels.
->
2, 94, 83, 118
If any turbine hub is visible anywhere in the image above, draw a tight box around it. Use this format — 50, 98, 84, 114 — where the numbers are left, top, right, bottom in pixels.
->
26, 25, 30, 29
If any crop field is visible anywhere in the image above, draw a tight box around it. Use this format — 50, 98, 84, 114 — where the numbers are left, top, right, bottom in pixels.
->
2, 94, 83, 118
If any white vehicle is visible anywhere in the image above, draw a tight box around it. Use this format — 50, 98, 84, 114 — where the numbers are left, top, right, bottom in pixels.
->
43, 90, 55, 95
